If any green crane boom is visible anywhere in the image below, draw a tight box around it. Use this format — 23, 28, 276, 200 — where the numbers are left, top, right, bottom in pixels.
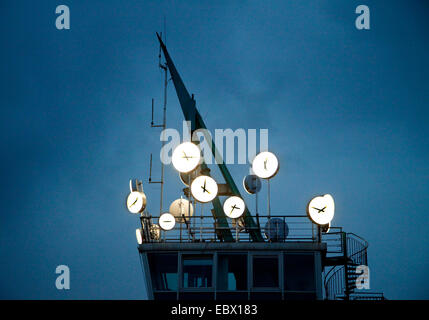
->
157, 33, 264, 242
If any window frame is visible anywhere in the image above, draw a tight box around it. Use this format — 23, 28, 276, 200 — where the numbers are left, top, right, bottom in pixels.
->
179, 252, 215, 292
216, 252, 248, 291
283, 252, 317, 294
250, 252, 282, 291
146, 252, 179, 293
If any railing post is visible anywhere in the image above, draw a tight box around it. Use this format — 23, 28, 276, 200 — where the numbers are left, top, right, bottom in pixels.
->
342, 232, 350, 300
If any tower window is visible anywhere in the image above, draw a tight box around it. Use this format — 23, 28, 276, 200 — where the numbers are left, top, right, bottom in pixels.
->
253, 256, 279, 288
182, 255, 213, 288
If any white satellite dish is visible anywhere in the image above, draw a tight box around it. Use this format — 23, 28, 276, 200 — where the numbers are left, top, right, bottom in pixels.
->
150, 224, 161, 240
264, 218, 288, 242
179, 167, 201, 186
252, 151, 279, 179
169, 198, 194, 223
171, 142, 201, 173
190, 175, 218, 203
159, 213, 176, 231
129, 178, 143, 192
126, 191, 147, 214
307, 194, 335, 225
136, 228, 143, 244
243, 174, 262, 194
223, 196, 246, 219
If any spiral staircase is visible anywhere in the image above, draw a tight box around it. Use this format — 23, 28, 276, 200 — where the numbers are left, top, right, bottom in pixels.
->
323, 231, 385, 300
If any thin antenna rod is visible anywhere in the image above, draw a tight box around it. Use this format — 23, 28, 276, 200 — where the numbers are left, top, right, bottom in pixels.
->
158, 34, 162, 67
149, 38, 168, 215
267, 180, 271, 220
151, 98, 154, 126
149, 154, 153, 182
159, 55, 167, 215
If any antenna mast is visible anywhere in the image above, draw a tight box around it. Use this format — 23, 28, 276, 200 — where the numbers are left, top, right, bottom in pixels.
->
149, 30, 168, 216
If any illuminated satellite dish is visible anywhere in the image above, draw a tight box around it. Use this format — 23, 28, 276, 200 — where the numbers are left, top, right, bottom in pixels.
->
169, 198, 194, 223
126, 191, 147, 214
150, 224, 161, 240
159, 213, 176, 231
179, 166, 201, 186
321, 222, 330, 233
172, 142, 201, 173
243, 174, 261, 194
252, 151, 279, 179
190, 175, 218, 203
307, 194, 335, 225
129, 178, 145, 192
136, 228, 143, 244
223, 196, 246, 219
264, 218, 288, 242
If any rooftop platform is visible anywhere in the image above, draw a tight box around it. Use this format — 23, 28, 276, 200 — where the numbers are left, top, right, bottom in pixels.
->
138, 241, 327, 252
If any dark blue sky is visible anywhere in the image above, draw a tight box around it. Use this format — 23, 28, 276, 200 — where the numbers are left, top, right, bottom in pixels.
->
0, 0, 428, 299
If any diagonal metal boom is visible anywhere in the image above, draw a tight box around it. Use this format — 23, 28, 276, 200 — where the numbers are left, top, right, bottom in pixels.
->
157, 33, 263, 242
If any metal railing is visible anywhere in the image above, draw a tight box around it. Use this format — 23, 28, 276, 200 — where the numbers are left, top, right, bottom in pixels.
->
323, 232, 369, 300
139, 214, 323, 243
321, 228, 344, 255
324, 265, 346, 300
350, 292, 385, 300
347, 233, 368, 266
